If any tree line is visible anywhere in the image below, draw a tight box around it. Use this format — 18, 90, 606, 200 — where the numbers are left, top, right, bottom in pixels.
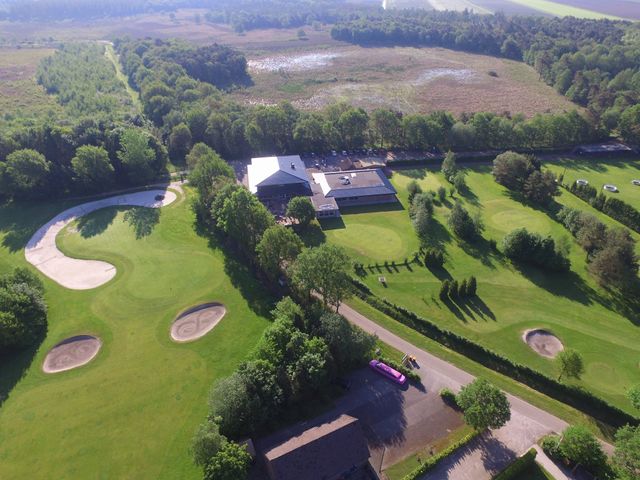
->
331, 10, 640, 142
115, 36, 602, 164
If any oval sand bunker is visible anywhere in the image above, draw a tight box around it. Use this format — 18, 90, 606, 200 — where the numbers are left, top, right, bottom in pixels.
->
171, 303, 226, 343
522, 329, 564, 358
43, 335, 102, 373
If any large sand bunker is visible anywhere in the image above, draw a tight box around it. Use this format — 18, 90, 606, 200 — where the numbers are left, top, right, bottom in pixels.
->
43, 335, 102, 373
171, 303, 226, 343
522, 329, 564, 358
25, 188, 177, 290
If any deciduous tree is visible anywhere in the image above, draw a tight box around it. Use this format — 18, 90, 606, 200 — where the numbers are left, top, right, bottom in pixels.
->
456, 378, 511, 431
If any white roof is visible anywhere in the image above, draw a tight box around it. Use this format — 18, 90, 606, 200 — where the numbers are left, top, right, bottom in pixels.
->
247, 155, 309, 194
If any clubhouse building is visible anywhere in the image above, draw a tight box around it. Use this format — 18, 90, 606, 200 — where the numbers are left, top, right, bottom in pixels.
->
247, 155, 397, 218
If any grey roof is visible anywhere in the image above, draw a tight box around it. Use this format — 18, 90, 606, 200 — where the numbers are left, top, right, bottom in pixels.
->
310, 182, 339, 211
248, 155, 310, 193
313, 169, 397, 199
263, 415, 370, 480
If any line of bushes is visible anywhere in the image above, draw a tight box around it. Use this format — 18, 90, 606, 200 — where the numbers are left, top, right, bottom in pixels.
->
401, 430, 480, 480
567, 182, 640, 233
350, 279, 639, 428
492, 448, 537, 480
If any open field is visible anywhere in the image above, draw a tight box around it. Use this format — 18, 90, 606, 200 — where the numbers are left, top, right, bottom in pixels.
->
500, 0, 624, 19
0, 47, 63, 129
326, 163, 640, 413
546, 157, 640, 206
235, 44, 577, 116
0, 189, 271, 479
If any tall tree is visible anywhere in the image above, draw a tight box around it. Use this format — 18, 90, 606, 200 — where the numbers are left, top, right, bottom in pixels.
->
117, 129, 157, 183
291, 244, 352, 310
217, 188, 275, 257
557, 349, 584, 381
456, 378, 511, 431
256, 225, 303, 281
71, 145, 114, 191
441, 151, 458, 181
286, 197, 316, 229
0, 149, 51, 198
191, 419, 226, 467
203, 442, 252, 480
613, 424, 640, 480
372, 109, 401, 148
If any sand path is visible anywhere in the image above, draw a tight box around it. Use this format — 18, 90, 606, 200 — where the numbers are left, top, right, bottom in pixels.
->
25, 187, 178, 290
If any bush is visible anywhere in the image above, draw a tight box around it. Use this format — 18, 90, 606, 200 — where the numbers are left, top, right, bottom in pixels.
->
440, 388, 458, 407
502, 228, 570, 272
541, 434, 562, 460
492, 448, 537, 480
424, 248, 445, 268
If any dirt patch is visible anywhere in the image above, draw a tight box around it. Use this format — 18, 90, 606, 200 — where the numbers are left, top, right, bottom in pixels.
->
249, 52, 341, 72
235, 45, 577, 116
43, 335, 102, 373
170, 303, 226, 343
522, 329, 564, 358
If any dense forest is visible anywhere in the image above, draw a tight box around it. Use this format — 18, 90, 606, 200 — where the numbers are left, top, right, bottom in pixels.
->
0, 0, 375, 23
0, 43, 166, 199
331, 11, 640, 142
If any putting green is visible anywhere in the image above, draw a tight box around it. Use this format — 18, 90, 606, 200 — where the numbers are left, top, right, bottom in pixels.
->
488, 201, 551, 234
0, 189, 271, 479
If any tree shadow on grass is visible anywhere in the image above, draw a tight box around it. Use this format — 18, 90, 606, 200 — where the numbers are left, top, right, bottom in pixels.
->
395, 168, 427, 180
467, 296, 496, 321
425, 264, 453, 282
123, 207, 160, 239
422, 218, 452, 251
458, 184, 480, 207
0, 200, 66, 252
76, 208, 117, 238
513, 262, 596, 307
458, 237, 501, 269
223, 251, 275, 318
0, 326, 46, 408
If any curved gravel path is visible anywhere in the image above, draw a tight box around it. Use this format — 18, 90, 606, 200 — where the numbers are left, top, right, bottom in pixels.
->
25, 188, 177, 290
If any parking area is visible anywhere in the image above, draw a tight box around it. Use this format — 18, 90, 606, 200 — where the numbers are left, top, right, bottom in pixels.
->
254, 367, 465, 478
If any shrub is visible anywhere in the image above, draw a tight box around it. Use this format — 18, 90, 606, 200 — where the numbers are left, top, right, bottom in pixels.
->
204, 442, 252, 480
378, 355, 421, 383
541, 434, 562, 460
502, 228, 570, 272
424, 248, 445, 268
440, 388, 458, 407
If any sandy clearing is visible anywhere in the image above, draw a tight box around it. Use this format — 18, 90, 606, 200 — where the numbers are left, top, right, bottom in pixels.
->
25, 188, 177, 290
170, 303, 226, 343
522, 329, 565, 358
42, 335, 102, 373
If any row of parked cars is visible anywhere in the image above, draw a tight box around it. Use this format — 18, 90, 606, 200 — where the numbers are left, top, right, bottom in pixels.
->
577, 178, 640, 192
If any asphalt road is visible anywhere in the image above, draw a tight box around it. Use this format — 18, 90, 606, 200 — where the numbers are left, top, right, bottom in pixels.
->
339, 302, 575, 479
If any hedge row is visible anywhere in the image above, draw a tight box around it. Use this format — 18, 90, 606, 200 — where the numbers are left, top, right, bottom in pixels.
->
567, 182, 640, 233
350, 279, 638, 428
401, 430, 480, 480
492, 448, 537, 480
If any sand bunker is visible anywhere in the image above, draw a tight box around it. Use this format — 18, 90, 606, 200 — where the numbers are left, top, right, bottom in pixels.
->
43, 335, 102, 373
25, 188, 177, 290
248, 53, 341, 72
171, 303, 226, 343
522, 329, 564, 358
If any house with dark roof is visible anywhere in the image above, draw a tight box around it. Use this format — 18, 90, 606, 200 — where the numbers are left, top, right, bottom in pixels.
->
311, 169, 397, 212
262, 415, 372, 480
248, 155, 312, 200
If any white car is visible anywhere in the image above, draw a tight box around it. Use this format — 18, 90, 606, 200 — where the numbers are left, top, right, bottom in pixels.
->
603, 184, 619, 193
632, 179, 640, 186
576, 179, 589, 186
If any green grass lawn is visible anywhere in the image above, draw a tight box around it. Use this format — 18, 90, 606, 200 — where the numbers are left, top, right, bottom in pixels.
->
513, 461, 554, 480
547, 156, 640, 207
328, 164, 640, 414
0, 188, 272, 479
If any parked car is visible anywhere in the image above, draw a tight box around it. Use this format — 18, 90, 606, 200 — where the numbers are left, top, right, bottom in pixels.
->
369, 360, 406, 385
576, 179, 589, 186
632, 179, 640, 186
603, 184, 619, 192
